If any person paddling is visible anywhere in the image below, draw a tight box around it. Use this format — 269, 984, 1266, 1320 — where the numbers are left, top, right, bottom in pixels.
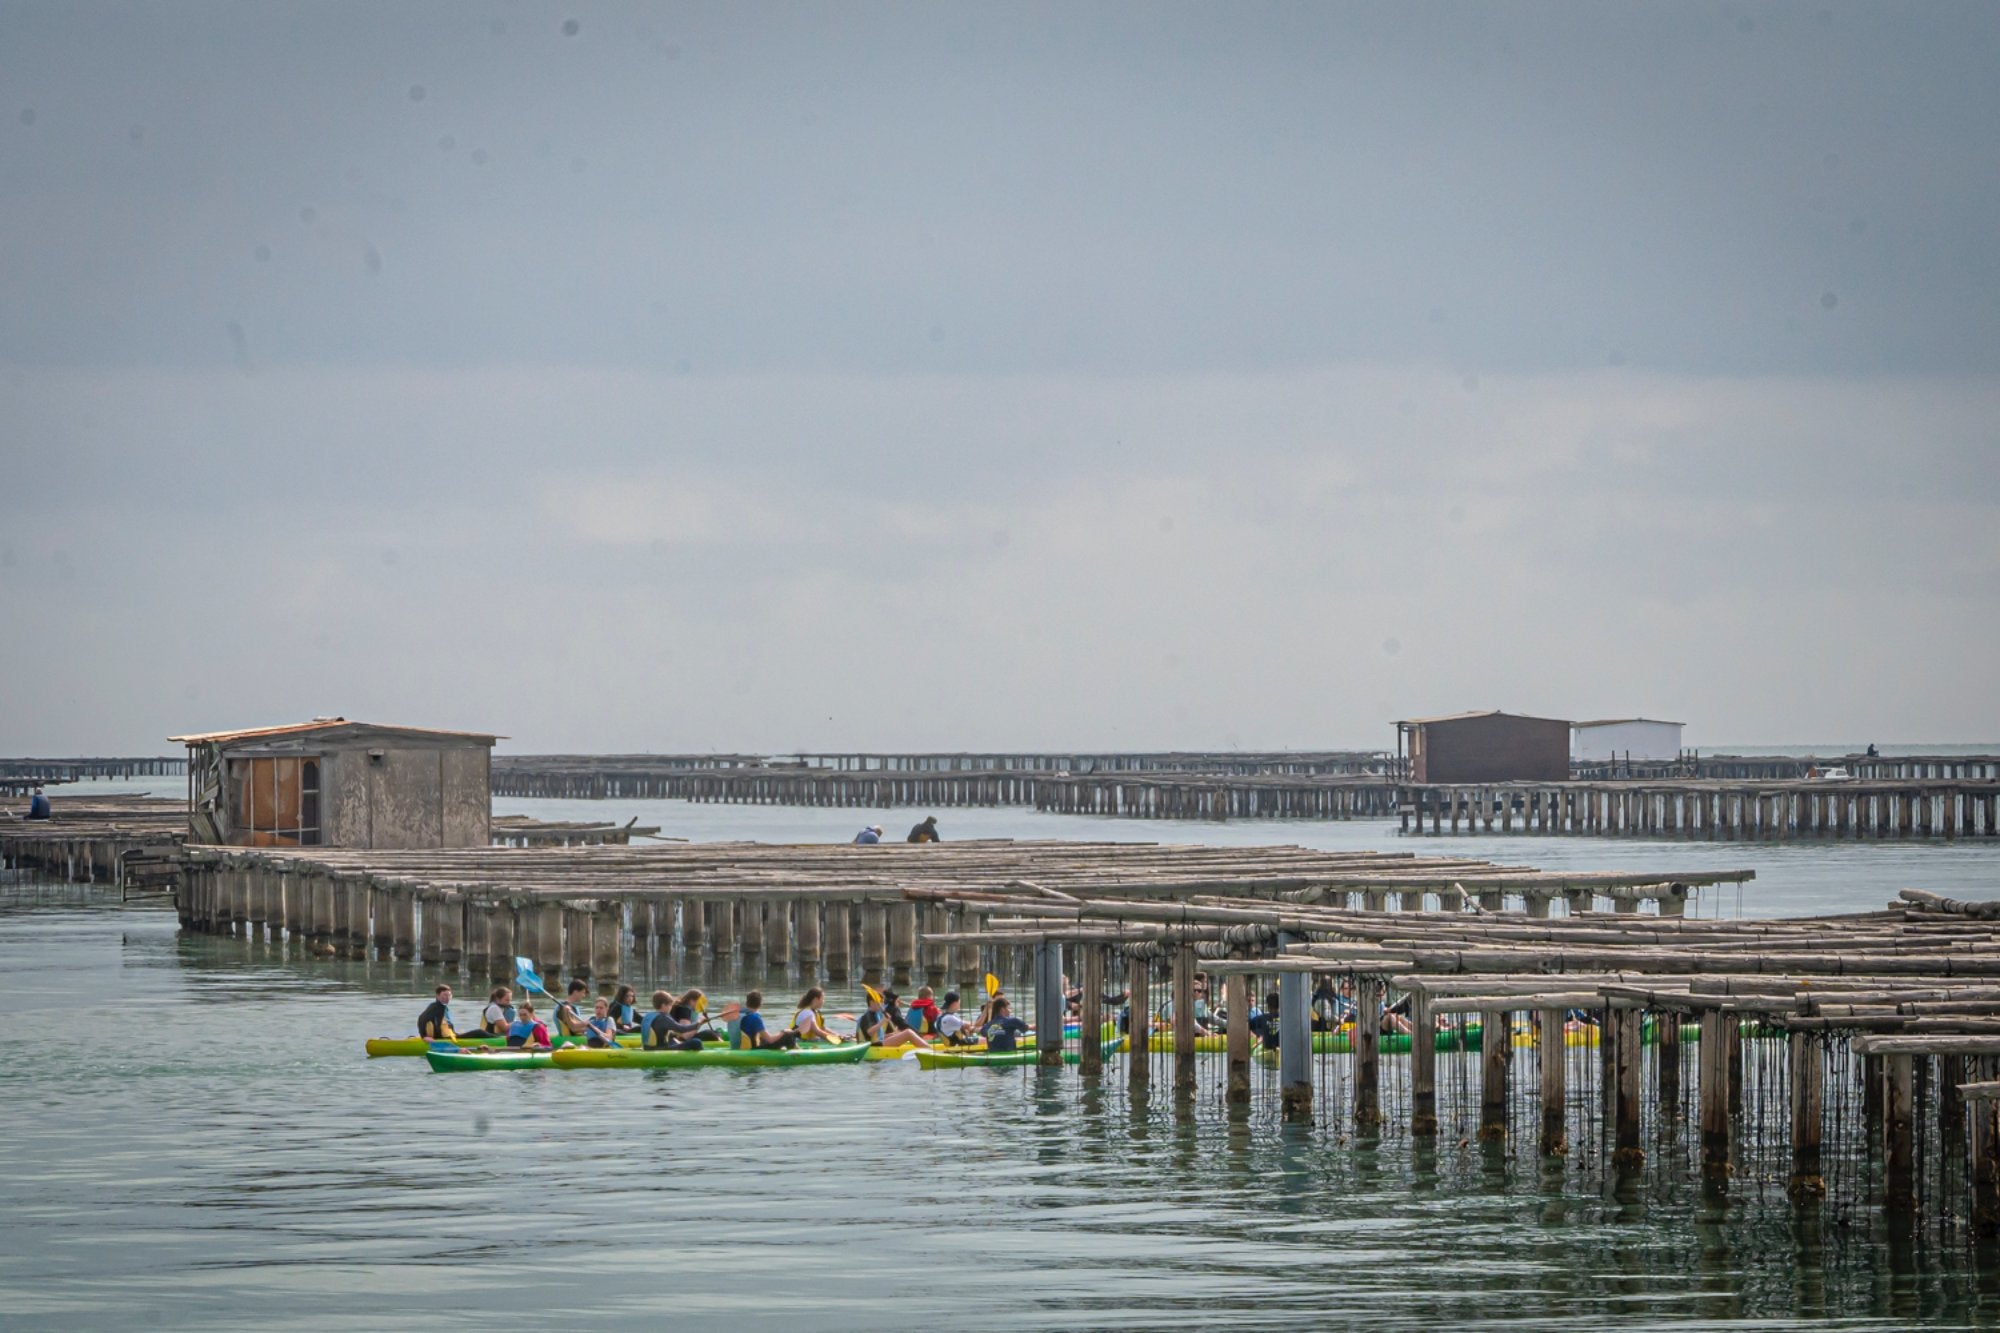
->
735, 990, 800, 1050
792, 987, 842, 1043
417, 985, 457, 1041
583, 997, 620, 1049
981, 997, 1030, 1052
505, 1001, 551, 1049
553, 979, 591, 1038
858, 989, 929, 1050
906, 985, 942, 1037
645, 989, 707, 1051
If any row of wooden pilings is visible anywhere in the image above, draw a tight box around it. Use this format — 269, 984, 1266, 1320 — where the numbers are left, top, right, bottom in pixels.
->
0, 828, 183, 888
1402, 782, 2000, 839
174, 859, 1008, 991
1024, 934, 2000, 1232
1035, 777, 1400, 820
491, 767, 1052, 807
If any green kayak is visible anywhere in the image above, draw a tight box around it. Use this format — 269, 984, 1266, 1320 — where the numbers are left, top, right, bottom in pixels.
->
551, 1042, 873, 1070
424, 1046, 557, 1072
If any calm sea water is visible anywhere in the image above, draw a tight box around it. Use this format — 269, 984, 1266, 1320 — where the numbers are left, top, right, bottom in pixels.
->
4, 790, 2000, 1329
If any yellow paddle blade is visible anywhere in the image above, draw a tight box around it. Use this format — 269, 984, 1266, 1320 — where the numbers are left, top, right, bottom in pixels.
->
862, 982, 884, 1006
983, 973, 1000, 999
695, 996, 708, 1015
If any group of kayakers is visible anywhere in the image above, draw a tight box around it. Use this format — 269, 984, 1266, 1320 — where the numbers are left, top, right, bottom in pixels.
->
412, 976, 1038, 1054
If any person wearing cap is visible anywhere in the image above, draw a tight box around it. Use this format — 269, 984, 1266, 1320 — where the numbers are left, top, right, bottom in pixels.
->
852, 825, 884, 845
27, 786, 51, 820
906, 815, 941, 843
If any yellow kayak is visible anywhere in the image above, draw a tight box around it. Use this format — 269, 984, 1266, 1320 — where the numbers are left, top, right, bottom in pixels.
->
366, 1032, 640, 1058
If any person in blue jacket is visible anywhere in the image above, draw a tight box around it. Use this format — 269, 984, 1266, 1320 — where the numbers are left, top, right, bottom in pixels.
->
852, 825, 884, 844
27, 786, 51, 820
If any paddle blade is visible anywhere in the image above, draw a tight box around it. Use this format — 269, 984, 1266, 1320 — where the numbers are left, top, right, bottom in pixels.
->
695, 995, 708, 1015
984, 973, 1000, 999
714, 1002, 742, 1023
513, 958, 548, 995
862, 982, 884, 1007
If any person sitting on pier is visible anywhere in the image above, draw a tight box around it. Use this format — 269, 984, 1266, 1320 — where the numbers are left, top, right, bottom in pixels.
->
852, 825, 885, 845
644, 989, 707, 1050
734, 990, 800, 1050
981, 997, 1030, 1052
1247, 991, 1283, 1050
505, 1001, 551, 1049
417, 985, 457, 1041
553, 979, 592, 1037
906, 815, 941, 843
478, 986, 515, 1035
792, 987, 843, 1043
583, 997, 620, 1049
858, 990, 929, 1049
27, 786, 51, 820
609, 984, 642, 1032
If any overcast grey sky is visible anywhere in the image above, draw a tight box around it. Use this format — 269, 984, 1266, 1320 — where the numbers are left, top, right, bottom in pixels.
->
2, 1, 1995, 755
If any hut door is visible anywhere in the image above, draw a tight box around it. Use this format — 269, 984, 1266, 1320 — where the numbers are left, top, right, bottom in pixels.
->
236, 757, 323, 847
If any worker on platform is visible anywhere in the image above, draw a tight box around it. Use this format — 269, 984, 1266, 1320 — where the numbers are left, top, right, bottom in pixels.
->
416, 984, 457, 1041
27, 786, 51, 820
853, 825, 885, 844
907, 815, 941, 843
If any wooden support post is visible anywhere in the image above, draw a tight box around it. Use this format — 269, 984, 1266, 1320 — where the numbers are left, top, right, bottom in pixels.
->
858, 904, 886, 984
682, 897, 707, 954
1538, 1008, 1567, 1155
533, 903, 564, 979
823, 903, 850, 979
344, 887, 370, 959
888, 902, 918, 987
710, 898, 737, 958
1942, 1054, 1967, 1144
563, 908, 593, 979
1034, 939, 1064, 1068
1354, 976, 1382, 1130
795, 899, 822, 968
1884, 1053, 1915, 1214
591, 904, 622, 984
414, 895, 441, 964
921, 904, 949, 988
949, 911, 981, 989
435, 897, 463, 967
1658, 1009, 1682, 1116
371, 888, 393, 956
1788, 1030, 1824, 1199
1173, 943, 1197, 1092
737, 900, 760, 959
763, 899, 791, 967
1610, 1007, 1643, 1168
391, 890, 416, 961
1224, 970, 1251, 1104
1973, 1057, 2000, 1235
1280, 952, 1312, 1119
1080, 945, 1105, 1076
486, 908, 515, 983
1128, 954, 1151, 1089
1700, 1009, 1731, 1182
1478, 1007, 1509, 1141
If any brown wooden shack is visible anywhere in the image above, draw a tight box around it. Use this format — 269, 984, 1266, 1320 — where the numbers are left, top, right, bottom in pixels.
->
1396, 710, 1571, 784
170, 718, 499, 849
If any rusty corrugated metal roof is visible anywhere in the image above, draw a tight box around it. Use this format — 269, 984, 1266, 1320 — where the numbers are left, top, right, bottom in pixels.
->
169, 718, 504, 744
1398, 710, 1572, 727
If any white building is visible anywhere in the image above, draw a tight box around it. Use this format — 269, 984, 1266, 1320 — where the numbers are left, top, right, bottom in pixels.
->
1571, 718, 1685, 764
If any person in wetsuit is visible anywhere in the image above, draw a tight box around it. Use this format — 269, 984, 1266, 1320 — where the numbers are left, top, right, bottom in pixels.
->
417, 985, 456, 1040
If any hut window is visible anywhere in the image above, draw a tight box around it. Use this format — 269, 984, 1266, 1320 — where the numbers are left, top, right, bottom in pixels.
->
300, 760, 321, 846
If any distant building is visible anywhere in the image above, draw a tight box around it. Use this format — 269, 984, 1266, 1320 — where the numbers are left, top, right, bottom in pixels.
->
169, 718, 499, 849
1396, 711, 1571, 784
1571, 718, 1685, 764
